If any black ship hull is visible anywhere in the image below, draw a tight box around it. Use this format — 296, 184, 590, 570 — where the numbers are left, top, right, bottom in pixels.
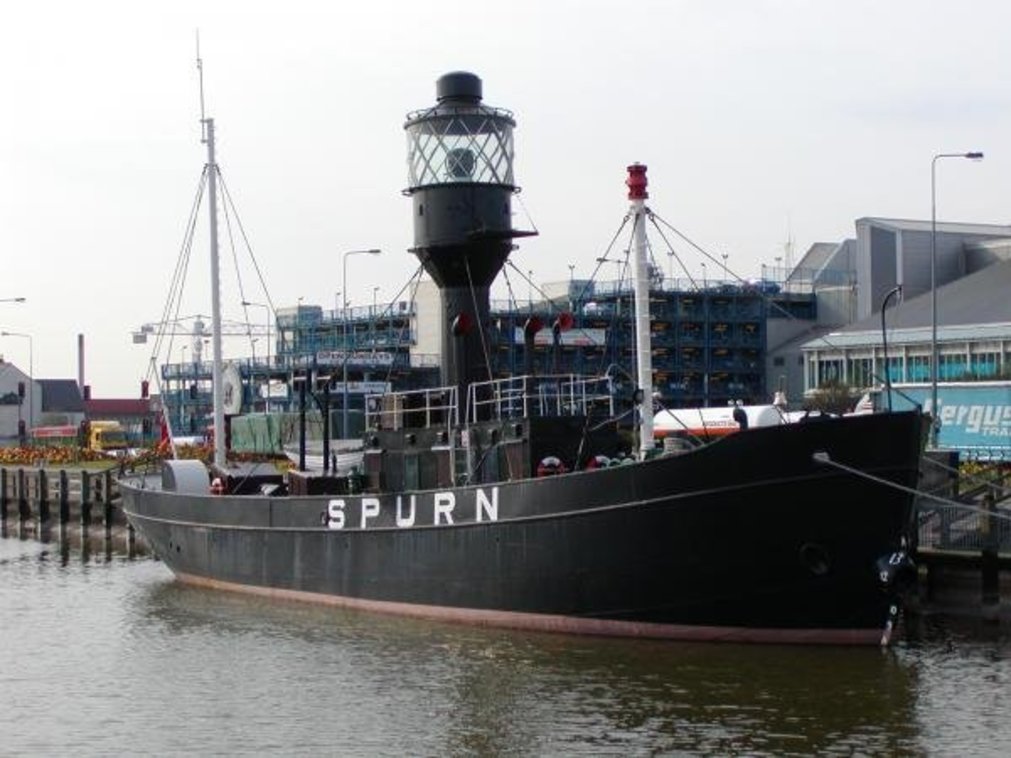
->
120, 411, 924, 645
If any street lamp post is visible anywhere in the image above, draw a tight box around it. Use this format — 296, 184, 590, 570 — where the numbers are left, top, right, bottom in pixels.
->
930, 151, 984, 447
342, 248, 381, 438
241, 300, 272, 411
0, 297, 26, 304
1, 330, 33, 428
180, 345, 188, 429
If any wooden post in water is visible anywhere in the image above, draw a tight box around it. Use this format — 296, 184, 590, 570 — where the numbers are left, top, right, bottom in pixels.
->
17, 468, 29, 521
59, 470, 70, 524
981, 489, 999, 608
0, 467, 8, 520
37, 469, 50, 523
80, 470, 91, 526
102, 470, 113, 529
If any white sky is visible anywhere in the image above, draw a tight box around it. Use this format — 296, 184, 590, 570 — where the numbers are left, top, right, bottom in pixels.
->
1, 0, 1009, 397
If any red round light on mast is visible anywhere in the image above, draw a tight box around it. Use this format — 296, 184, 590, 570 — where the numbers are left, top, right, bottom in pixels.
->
626, 163, 648, 200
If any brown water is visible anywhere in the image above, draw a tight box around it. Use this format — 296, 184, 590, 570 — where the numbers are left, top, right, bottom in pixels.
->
1, 525, 1009, 756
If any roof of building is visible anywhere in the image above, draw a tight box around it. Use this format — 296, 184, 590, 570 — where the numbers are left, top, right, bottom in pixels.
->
804, 258, 1011, 350
39, 379, 83, 413
792, 242, 840, 274
85, 398, 152, 416
859, 257, 1011, 331
855, 217, 1011, 237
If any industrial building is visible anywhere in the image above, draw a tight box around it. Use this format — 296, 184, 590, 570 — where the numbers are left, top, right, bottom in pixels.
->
165, 274, 819, 437
158, 214, 1011, 440
799, 218, 1011, 391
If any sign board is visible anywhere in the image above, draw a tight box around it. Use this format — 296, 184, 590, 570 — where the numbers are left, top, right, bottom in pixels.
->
259, 381, 290, 400
883, 382, 1011, 460
316, 350, 395, 367
332, 381, 391, 395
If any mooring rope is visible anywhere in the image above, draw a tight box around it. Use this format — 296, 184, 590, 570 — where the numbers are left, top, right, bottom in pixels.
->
813, 451, 1011, 525
919, 453, 1011, 498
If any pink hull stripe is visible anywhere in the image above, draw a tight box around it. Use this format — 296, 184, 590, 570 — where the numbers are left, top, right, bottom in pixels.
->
175, 572, 887, 646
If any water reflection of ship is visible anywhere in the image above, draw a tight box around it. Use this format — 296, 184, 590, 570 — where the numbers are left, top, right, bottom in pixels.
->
130, 579, 920, 755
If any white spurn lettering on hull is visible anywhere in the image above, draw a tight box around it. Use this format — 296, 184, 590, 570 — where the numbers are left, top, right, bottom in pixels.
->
325, 487, 500, 530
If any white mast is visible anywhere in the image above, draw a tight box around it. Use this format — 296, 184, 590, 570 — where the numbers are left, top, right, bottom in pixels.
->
196, 42, 226, 469
627, 163, 654, 458
204, 117, 226, 468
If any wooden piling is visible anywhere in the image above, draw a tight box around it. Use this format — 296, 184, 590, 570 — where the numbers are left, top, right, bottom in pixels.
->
59, 469, 70, 524
981, 490, 999, 607
37, 469, 50, 523
102, 470, 113, 529
17, 468, 29, 520
80, 470, 91, 525
0, 467, 7, 520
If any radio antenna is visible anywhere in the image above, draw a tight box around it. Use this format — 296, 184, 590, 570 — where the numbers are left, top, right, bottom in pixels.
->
196, 30, 208, 142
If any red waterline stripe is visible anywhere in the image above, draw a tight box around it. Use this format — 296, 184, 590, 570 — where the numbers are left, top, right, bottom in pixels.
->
174, 572, 886, 646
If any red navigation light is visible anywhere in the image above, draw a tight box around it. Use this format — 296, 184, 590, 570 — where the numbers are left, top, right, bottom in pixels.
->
523, 316, 543, 337
626, 163, 649, 200
451, 312, 474, 336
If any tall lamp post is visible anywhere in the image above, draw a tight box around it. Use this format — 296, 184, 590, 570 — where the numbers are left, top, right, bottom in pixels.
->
930, 151, 983, 446
342, 248, 381, 438
241, 300, 272, 411
180, 345, 188, 429
1, 330, 33, 428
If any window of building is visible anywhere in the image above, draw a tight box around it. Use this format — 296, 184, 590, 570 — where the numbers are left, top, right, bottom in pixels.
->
885, 356, 903, 383
970, 351, 999, 379
817, 358, 843, 386
939, 354, 968, 381
773, 356, 784, 367
907, 355, 930, 382
847, 358, 873, 388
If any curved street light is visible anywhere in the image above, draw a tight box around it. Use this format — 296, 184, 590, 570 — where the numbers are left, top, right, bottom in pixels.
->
241, 300, 273, 412
930, 151, 983, 447
342, 248, 382, 438
0, 297, 26, 304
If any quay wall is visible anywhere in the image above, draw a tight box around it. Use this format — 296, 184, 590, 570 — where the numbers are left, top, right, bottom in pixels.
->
0, 465, 123, 527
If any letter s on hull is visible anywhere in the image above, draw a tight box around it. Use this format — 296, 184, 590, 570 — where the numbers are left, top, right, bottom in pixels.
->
327, 499, 346, 530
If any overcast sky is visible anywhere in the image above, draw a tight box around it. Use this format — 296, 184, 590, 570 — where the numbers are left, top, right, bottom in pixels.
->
1, 0, 1009, 397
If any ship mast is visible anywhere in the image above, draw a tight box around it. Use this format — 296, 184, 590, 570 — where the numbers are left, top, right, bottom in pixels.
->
628, 163, 654, 458
203, 117, 226, 468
